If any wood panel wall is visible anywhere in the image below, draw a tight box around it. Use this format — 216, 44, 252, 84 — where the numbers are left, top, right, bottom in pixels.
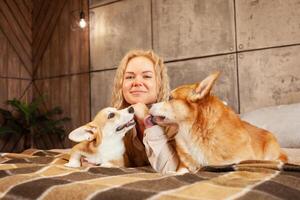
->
0, 0, 33, 152
33, 0, 90, 149
0, 0, 90, 152
0, 0, 32, 76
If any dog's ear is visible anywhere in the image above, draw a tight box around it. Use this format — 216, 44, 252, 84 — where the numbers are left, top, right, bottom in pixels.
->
68, 125, 96, 142
93, 126, 102, 146
189, 72, 220, 102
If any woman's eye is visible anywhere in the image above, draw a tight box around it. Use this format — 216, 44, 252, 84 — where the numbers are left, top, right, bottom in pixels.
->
108, 113, 115, 119
125, 76, 134, 80
143, 75, 152, 79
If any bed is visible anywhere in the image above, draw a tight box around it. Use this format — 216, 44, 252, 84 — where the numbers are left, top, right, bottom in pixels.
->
0, 148, 300, 200
0, 104, 300, 200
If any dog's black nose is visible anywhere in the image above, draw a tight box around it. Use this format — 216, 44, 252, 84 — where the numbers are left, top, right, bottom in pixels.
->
128, 106, 134, 113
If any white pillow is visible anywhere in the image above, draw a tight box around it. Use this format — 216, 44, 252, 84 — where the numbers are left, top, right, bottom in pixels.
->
240, 103, 300, 148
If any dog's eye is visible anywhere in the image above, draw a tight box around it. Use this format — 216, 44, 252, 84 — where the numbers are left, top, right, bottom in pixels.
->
108, 112, 115, 119
168, 95, 173, 100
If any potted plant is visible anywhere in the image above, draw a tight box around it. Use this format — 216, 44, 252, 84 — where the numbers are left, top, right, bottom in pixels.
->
0, 97, 70, 151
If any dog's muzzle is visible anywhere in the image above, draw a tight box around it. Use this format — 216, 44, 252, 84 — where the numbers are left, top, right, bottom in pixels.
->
116, 119, 135, 132
144, 115, 158, 127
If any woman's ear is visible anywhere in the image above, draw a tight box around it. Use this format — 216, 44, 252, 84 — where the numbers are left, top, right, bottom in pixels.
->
189, 72, 220, 102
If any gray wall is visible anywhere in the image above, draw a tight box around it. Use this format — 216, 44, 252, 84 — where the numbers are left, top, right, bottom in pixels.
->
89, 0, 300, 117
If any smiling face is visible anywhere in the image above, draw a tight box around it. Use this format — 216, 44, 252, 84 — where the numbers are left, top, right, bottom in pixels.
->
122, 56, 158, 105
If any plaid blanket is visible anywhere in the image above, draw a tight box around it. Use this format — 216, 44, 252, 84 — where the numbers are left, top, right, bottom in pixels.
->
0, 149, 299, 200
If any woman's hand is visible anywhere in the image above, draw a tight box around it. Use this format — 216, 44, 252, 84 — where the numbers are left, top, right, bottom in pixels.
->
132, 103, 149, 121
132, 103, 149, 139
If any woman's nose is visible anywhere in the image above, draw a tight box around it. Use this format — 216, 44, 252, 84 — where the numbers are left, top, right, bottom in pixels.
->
132, 77, 143, 87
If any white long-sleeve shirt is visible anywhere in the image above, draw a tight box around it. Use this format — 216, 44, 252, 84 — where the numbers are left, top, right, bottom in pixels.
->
128, 103, 179, 173
143, 125, 179, 173
126, 125, 179, 174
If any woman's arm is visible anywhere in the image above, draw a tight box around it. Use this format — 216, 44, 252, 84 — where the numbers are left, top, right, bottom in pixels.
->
132, 103, 179, 173
143, 125, 179, 174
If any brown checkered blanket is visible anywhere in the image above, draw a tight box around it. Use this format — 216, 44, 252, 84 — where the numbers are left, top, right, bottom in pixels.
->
0, 149, 299, 200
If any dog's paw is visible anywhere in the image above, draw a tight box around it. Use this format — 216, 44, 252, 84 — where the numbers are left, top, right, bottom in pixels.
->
175, 167, 190, 175
164, 168, 189, 175
164, 170, 177, 175
64, 161, 81, 168
84, 157, 100, 164
100, 163, 116, 168
64, 162, 81, 168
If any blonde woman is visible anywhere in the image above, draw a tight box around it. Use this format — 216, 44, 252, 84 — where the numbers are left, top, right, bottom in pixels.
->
111, 49, 179, 173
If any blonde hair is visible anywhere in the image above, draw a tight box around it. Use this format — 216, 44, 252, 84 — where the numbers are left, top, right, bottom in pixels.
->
111, 49, 170, 109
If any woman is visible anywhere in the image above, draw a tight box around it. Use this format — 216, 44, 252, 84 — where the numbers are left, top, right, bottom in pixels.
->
111, 49, 179, 173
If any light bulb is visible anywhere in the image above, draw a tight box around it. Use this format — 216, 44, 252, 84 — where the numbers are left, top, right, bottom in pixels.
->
79, 18, 87, 28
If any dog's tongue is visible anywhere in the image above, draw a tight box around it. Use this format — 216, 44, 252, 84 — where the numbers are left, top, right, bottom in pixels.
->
144, 115, 166, 128
144, 115, 156, 128
144, 115, 153, 128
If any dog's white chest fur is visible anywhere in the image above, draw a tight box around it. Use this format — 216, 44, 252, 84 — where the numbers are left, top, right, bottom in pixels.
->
176, 124, 208, 167
65, 106, 135, 168
85, 136, 125, 165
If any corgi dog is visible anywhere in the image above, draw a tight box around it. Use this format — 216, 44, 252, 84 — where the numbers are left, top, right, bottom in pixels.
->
149, 72, 287, 173
65, 106, 135, 168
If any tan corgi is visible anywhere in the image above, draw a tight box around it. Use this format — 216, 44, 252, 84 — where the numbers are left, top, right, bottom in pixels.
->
149, 72, 287, 173
65, 106, 135, 168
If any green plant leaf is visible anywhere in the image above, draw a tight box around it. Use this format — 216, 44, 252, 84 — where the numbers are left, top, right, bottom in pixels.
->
1, 96, 71, 149
45, 107, 63, 117
7, 99, 31, 123
28, 96, 44, 114
0, 126, 20, 135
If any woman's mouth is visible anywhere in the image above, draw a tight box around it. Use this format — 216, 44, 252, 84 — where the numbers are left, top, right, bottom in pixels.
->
130, 91, 147, 95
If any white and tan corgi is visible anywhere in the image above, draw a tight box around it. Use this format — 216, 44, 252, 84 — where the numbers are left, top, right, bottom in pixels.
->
65, 106, 136, 168
149, 72, 287, 173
